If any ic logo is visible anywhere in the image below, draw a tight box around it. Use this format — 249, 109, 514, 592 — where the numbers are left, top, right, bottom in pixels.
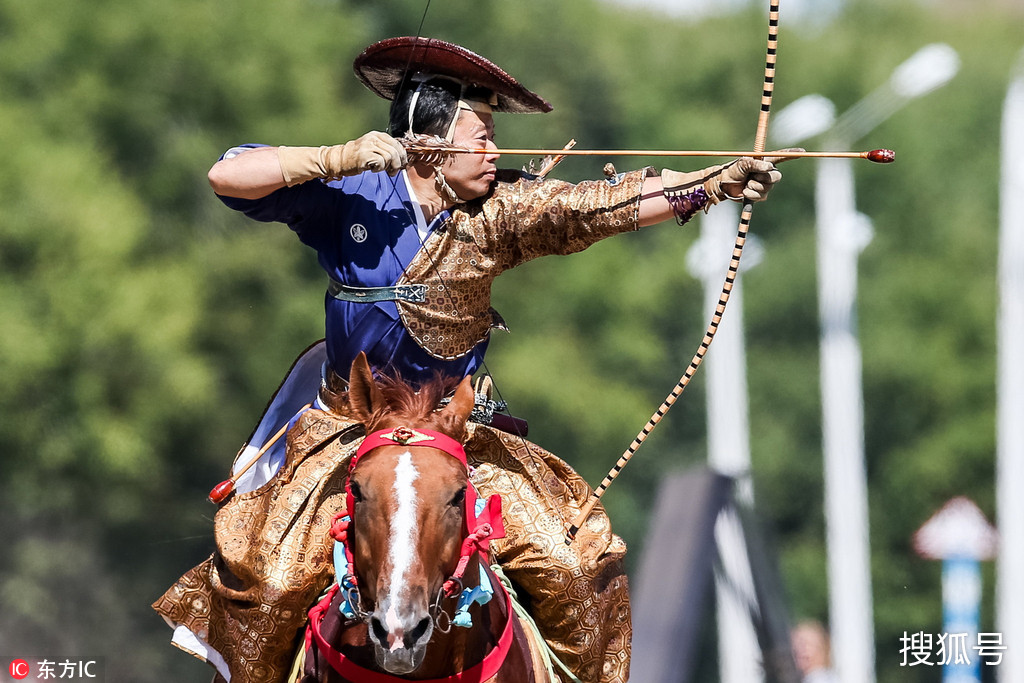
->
9, 659, 30, 680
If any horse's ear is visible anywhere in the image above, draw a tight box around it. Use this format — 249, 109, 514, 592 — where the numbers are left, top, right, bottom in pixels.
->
441, 376, 475, 425
348, 352, 385, 422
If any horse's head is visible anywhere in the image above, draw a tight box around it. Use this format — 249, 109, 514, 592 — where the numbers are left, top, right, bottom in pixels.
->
343, 353, 477, 674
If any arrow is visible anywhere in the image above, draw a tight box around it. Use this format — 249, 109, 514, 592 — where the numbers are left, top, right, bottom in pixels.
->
207, 405, 310, 504
403, 139, 895, 163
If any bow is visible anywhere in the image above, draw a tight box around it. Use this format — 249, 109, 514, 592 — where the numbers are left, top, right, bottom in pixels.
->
566, 0, 784, 542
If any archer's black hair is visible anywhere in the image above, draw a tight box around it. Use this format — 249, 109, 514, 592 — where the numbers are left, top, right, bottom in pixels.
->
388, 76, 493, 138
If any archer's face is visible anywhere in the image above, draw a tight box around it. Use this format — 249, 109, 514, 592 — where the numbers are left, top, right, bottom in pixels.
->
442, 110, 498, 201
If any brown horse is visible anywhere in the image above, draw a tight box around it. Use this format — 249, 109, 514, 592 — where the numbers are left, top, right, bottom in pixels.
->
299, 353, 546, 682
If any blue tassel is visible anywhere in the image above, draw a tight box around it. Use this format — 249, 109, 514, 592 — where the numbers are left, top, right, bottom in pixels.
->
450, 561, 496, 629
333, 517, 358, 618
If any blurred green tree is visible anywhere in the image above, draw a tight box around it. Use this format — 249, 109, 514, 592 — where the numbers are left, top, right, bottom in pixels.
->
0, 0, 1017, 680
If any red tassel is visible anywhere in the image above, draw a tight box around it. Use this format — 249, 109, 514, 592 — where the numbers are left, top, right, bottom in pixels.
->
330, 513, 350, 543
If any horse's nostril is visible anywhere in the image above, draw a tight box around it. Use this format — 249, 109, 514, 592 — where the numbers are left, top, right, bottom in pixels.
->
370, 616, 389, 645
408, 617, 431, 645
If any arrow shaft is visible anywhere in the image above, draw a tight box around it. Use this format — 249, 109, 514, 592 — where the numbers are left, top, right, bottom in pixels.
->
409, 146, 893, 162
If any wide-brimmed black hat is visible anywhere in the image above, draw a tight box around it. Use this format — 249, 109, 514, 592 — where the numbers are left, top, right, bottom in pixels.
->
354, 37, 552, 114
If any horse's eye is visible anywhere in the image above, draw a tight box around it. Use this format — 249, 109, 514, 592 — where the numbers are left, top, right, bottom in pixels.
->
449, 487, 466, 508
349, 481, 363, 502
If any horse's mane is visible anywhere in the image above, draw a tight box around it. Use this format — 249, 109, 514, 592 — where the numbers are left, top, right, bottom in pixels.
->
366, 372, 469, 442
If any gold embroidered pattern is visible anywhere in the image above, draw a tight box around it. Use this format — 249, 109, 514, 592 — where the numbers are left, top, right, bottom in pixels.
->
396, 168, 654, 359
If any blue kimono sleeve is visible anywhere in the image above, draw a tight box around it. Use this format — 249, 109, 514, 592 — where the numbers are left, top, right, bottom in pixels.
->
213, 145, 338, 253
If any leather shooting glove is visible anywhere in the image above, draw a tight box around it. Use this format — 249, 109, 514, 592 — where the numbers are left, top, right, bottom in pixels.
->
661, 149, 799, 207
277, 131, 408, 186
716, 156, 784, 202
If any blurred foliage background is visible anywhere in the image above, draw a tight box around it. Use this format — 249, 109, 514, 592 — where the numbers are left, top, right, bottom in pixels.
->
0, 0, 1020, 680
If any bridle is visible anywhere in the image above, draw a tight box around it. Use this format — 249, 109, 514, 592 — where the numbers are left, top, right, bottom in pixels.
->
306, 424, 514, 682
332, 425, 504, 599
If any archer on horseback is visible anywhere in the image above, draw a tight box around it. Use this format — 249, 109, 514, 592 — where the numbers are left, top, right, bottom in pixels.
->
153, 37, 786, 683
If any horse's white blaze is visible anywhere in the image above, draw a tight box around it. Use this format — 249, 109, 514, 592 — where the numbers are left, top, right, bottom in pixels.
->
385, 450, 419, 650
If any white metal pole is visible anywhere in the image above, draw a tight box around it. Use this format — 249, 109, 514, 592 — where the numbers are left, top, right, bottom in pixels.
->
689, 203, 764, 683
996, 48, 1024, 683
816, 155, 877, 683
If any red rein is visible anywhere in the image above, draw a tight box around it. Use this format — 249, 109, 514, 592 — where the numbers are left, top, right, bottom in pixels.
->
306, 581, 516, 683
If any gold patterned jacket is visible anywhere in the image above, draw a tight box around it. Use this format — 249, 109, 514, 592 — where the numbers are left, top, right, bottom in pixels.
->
397, 167, 655, 359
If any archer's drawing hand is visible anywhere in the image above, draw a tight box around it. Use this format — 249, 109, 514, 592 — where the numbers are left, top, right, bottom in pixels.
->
277, 131, 409, 186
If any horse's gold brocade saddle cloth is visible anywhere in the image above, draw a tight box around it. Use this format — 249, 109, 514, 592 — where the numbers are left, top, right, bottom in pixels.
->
154, 401, 631, 683
153, 408, 363, 682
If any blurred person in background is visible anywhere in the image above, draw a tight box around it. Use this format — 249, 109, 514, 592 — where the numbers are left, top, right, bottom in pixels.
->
792, 620, 840, 683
